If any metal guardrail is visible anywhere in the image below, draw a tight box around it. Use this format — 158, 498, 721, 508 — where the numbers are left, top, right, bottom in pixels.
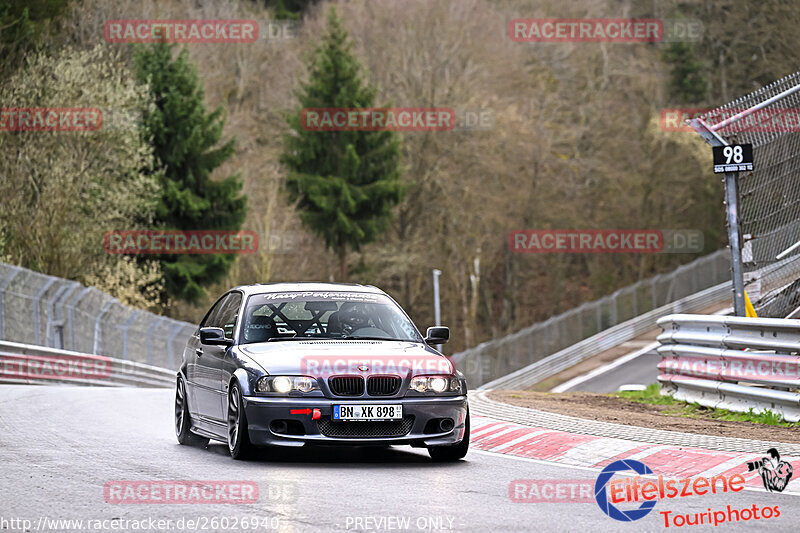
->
657, 314, 800, 422
0, 340, 174, 388
475, 280, 733, 390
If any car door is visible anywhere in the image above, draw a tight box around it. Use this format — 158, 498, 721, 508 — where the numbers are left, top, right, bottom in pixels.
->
185, 295, 226, 419
202, 291, 242, 423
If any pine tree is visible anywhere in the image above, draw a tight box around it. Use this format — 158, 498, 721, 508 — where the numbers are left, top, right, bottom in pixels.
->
662, 41, 709, 105
281, 8, 404, 280
134, 43, 247, 303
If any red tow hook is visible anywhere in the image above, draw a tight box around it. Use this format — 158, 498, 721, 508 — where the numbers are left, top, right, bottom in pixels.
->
289, 407, 322, 419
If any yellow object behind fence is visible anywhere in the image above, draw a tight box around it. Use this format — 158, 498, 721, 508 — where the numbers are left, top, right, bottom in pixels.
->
744, 291, 758, 318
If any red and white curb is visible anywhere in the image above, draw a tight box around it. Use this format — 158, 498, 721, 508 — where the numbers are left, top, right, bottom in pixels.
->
470, 415, 800, 493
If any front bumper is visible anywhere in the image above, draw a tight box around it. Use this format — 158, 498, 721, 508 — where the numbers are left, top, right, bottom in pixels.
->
242, 395, 468, 447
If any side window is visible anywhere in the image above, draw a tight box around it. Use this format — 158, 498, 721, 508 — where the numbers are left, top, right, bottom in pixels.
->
216, 292, 243, 340
200, 296, 228, 329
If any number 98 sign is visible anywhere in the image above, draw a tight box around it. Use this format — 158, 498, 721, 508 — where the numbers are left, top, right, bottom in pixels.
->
713, 143, 753, 173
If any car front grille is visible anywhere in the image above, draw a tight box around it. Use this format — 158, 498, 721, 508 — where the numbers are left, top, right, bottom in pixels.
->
367, 376, 401, 396
317, 416, 415, 438
328, 376, 364, 396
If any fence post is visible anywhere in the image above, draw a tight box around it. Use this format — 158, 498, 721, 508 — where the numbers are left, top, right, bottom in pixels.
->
46, 283, 76, 348
93, 300, 114, 355
120, 310, 141, 360
51, 282, 80, 350
651, 275, 659, 310
32, 278, 56, 345
146, 316, 166, 365
595, 301, 603, 331
0, 267, 21, 340
610, 292, 619, 326
67, 287, 92, 351
167, 322, 187, 370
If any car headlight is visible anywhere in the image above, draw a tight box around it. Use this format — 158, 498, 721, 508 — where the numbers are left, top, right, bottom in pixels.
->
295, 376, 316, 393
429, 376, 448, 392
272, 376, 293, 393
408, 375, 459, 393
410, 376, 428, 392
257, 376, 319, 394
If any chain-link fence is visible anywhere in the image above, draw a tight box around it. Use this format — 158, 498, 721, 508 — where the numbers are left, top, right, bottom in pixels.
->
0, 262, 194, 370
452, 250, 731, 387
693, 73, 800, 317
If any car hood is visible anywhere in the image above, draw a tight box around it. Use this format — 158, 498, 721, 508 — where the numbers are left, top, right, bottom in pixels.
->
238, 340, 454, 378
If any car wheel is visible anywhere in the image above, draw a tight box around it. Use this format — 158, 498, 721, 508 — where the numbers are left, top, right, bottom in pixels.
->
427, 410, 470, 462
227, 381, 255, 460
175, 377, 209, 447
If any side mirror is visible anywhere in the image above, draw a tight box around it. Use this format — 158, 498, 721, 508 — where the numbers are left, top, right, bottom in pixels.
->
424, 326, 449, 345
200, 327, 232, 346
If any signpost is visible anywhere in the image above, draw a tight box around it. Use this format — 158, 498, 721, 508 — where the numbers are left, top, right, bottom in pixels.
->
689, 118, 748, 316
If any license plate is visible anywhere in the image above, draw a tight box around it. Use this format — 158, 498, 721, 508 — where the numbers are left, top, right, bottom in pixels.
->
333, 404, 402, 421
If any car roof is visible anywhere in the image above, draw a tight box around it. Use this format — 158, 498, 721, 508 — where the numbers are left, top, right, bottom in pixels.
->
230, 282, 386, 296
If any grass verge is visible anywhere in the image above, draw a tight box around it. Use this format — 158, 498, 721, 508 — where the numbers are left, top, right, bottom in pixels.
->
616, 384, 798, 428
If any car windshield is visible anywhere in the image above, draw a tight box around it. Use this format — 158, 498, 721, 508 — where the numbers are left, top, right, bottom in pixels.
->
239, 291, 422, 344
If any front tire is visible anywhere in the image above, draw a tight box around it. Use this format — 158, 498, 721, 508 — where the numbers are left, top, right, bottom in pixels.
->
428, 411, 470, 462
227, 381, 255, 460
175, 377, 209, 447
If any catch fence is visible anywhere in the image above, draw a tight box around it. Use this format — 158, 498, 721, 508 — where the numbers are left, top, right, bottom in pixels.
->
0, 262, 194, 369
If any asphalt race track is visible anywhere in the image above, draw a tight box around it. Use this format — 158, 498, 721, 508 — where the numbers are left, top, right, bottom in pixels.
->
560, 349, 661, 393
2, 385, 799, 532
